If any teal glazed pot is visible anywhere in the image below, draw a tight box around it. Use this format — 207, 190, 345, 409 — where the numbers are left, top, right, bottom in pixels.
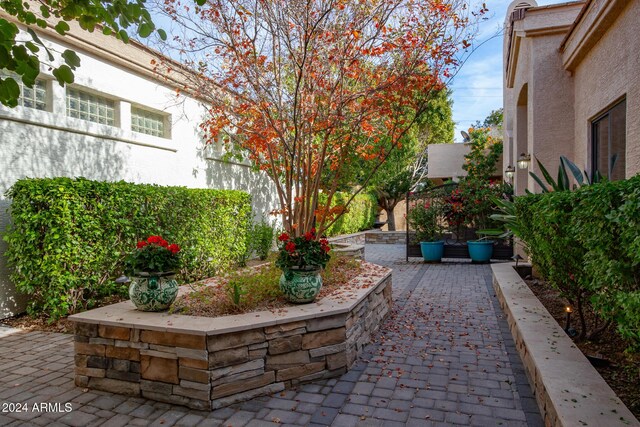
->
420, 240, 445, 262
467, 240, 494, 263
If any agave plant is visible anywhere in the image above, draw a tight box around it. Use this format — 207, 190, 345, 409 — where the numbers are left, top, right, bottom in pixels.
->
528, 155, 613, 193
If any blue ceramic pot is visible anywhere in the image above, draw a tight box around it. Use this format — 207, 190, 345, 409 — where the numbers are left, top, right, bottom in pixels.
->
467, 240, 494, 263
420, 241, 445, 262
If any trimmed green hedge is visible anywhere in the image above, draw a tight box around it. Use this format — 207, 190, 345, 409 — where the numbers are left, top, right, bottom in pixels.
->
514, 175, 640, 346
323, 192, 377, 237
4, 177, 251, 319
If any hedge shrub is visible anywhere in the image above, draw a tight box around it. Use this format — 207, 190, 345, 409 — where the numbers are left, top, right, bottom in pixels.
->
322, 192, 377, 237
4, 177, 251, 319
514, 175, 640, 346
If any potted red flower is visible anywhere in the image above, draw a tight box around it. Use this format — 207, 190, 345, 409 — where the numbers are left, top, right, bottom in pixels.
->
275, 229, 331, 303
125, 235, 181, 311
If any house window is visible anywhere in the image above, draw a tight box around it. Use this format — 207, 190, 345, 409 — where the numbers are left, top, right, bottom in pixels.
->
0, 72, 48, 110
66, 88, 115, 125
131, 107, 167, 138
591, 99, 626, 181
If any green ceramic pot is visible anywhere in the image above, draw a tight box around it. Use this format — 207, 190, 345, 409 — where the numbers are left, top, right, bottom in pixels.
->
279, 267, 322, 304
129, 271, 178, 311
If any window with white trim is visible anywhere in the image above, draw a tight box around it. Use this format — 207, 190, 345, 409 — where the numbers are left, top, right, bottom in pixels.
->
0, 72, 48, 110
131, 107, 167, 138
66, 88, 115, 125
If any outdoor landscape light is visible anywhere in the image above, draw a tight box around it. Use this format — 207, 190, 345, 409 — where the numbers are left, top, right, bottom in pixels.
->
517, 153, 531, 169
511, 253, 523, 268
505, 165, 515, 180
564, 306, 572, 331
115, 275, 130, 284
564, 306, 577, 336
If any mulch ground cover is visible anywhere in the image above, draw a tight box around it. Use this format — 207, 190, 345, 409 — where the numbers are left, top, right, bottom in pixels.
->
1, 255, 381, 331
525, 276, 640, 419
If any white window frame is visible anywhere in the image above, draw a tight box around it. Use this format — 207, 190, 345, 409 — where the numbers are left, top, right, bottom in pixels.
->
0, 71, 49, 111
130, 106, 170, 138
66, 87, 117, 126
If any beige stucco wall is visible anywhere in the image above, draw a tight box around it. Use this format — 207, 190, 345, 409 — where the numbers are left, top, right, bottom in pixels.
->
379, 200, 407, 232
427, 143, 470, 179
504, 2, 583, 195
528, 32, 576, 184
506, 31, 533, 195
505, 0, 639, 193
569, 1, 640, 177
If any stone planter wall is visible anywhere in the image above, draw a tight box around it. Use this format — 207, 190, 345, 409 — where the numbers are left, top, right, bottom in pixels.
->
71, 266, 392, 410
329, 232, 367, 245
491, 263, 639, 427
330, 242, 365, 259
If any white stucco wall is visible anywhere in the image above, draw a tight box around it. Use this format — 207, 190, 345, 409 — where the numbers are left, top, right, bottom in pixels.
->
0, 30, 278, 318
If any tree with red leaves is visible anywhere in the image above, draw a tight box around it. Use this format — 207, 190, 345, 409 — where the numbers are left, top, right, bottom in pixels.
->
158, 0, 484, 237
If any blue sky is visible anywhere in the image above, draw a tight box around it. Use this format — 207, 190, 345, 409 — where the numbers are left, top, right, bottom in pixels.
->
451, 0, 556, 141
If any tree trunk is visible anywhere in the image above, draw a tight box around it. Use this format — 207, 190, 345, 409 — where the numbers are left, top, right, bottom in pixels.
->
385, 208, 396, 231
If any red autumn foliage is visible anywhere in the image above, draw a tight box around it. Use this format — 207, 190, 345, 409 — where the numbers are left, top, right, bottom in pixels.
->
158, 0, 484, 238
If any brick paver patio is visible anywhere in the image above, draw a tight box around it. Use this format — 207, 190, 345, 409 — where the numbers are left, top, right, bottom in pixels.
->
0, 244, 542, 426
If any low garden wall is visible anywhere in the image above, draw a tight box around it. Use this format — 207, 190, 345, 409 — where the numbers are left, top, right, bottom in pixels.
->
329, 230, 406, 245
70, 265, 392, 410
492, 263, 639, 427
365, 230, 406, 244
330, 242, 365, 259
329, 232, 367, 245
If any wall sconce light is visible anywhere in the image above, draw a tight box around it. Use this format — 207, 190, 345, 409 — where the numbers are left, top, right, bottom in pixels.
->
517, 153, 531, 169
505, 165, 515, 180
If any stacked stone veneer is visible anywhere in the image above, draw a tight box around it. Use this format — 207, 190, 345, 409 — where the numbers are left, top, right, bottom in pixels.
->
71, 270, 392, 410
364, 231, 406, 244
329, 231, 407, 245
328, 232, 367, 245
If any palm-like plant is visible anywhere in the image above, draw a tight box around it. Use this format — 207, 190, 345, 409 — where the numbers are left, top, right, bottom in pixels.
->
489, 197, 522, 240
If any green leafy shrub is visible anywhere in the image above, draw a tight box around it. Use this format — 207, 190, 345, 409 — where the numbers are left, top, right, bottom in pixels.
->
4, 177, 251, 319
250, 218, 275, 260
575, 178, 640, 345
515, 191, 592, 338
323, 192, 377, 237
237, 216, 275, 266
406, 200, 443, 242
514, 175, 640, 347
